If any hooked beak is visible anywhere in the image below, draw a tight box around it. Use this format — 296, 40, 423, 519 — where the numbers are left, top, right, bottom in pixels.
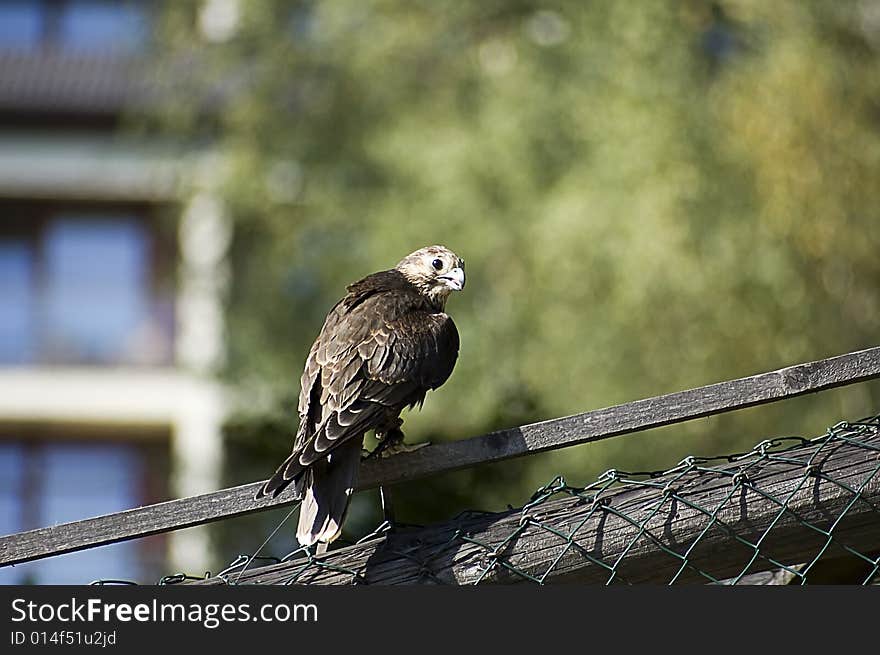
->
439, 267, 465, 291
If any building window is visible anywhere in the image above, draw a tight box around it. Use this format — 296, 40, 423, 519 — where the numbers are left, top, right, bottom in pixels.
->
0, 205, 174, 367
0, 440, 166, 584
58, 1, 149, 53
0, 0, 150, 54
0, 2, 43, 51
43, 217, 154, 365
0, 241, 35, 363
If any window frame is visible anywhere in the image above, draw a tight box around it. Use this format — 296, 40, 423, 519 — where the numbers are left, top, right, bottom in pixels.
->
0, 199, 177, 367
0, 426, 171, 584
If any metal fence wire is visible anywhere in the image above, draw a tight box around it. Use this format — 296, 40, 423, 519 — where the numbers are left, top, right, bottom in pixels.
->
101, 413, 880, 586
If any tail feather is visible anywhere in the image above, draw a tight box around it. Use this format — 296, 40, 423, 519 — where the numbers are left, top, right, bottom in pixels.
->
255, 449, 307, 500
296, 438, 362, 547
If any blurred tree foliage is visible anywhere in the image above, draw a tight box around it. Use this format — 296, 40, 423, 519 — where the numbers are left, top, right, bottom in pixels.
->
153, 0, 880, 553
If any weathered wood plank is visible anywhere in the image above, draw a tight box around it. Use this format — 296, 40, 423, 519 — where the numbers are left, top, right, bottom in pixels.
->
359, 345, 880, 488
195, 428, 880, 585
2, 345, 879, 568
0, 480, 281, 569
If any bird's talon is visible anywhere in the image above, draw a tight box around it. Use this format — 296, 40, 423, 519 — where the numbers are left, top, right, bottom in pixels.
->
378, 440, 431, 458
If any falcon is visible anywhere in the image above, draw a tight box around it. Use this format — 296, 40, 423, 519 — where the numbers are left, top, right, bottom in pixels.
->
256, 245, 465, 548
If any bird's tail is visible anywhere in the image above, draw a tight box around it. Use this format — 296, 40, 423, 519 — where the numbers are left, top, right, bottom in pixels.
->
255, 449, 306, 500
296, 438, 362, 547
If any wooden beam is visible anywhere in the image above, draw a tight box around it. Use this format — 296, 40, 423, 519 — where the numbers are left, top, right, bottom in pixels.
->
193, 427, 880, 585
2, 345, 879, 568
357, 345, 880, 489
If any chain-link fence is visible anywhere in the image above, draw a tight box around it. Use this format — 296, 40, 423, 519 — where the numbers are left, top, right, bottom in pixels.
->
124, 412, 880, 586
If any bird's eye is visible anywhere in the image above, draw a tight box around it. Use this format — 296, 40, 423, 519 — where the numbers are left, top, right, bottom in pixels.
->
431, 258, 444, 271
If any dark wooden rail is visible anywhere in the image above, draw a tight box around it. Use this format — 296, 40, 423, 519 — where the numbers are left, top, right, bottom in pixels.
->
193, 425, 880, 585
2, 345, 880, 569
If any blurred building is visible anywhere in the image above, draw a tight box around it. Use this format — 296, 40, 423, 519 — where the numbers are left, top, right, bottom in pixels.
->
0, 0, 227, 583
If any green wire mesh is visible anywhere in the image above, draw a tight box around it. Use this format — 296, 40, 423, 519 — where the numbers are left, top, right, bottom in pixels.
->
104, 413, 880, 586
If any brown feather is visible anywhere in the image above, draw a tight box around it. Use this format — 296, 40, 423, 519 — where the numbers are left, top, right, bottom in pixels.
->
256, 247, 464, 547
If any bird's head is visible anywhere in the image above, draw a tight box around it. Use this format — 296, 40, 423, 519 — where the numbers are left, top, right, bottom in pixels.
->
396, 245, 465, 307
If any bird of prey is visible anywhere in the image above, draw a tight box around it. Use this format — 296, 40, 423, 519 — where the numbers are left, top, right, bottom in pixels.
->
256, 245, 465, 548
